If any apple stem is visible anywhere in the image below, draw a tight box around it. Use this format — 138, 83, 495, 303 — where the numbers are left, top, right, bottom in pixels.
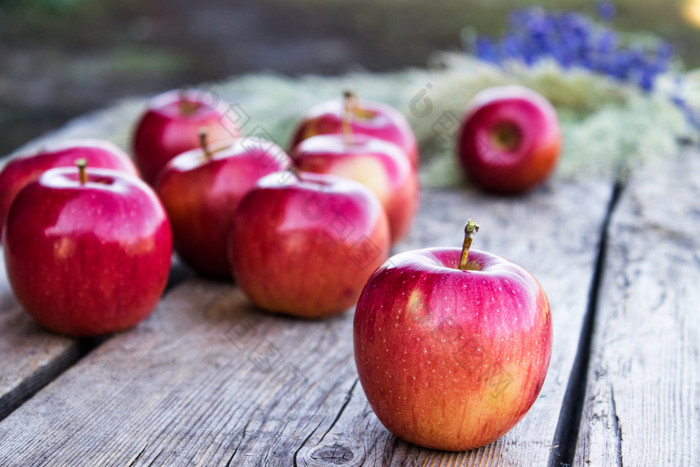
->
288, 164, 302, 181
76, 158, 88, 185
199, 128, 213, 159
342, 90, 356, 145
459, 219, 480, 271
179, 88, 198, 116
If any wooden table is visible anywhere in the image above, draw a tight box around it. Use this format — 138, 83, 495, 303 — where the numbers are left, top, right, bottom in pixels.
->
1, 108, 698, 467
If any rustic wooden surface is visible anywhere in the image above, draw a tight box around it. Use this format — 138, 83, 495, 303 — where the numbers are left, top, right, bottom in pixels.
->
575, 155, 700, 466
0, 249, 88, 421
0, 176, 612, 466
0, 89, 697, 465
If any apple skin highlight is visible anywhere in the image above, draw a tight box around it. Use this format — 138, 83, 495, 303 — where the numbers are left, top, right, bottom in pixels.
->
354, 247, 552, 451
0, 140, 139, 237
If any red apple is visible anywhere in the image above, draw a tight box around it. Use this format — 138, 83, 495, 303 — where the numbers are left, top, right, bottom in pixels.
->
289, 91, 419, 168
457, 85, 562, 194
0, 139, 139, 237
291, 133, 418, 244
3, 161, 172, 336
354, 221, 552, 451
132, 88, 241, 183
154, 133, 293, 279
229, 170, 390, 318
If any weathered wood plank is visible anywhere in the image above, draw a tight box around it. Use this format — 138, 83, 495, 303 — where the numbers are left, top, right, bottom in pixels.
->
0, 177, 612, 466
296, 179, 614, 466
0, 102, 145, 420
575, 155, 700, 466
0, 249, 88, 420
0, 103, 196, 421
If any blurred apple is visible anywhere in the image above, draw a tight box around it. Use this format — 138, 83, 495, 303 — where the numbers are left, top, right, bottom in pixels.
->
457, 86, 561, 194
289, 91, 419, 168
133, 88, 241, 183
229, 170, 390, 318
292, 133, 418, 244
154, 133, 292, 279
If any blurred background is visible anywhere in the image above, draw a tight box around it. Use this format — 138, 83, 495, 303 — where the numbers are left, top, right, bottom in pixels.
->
2, 0, 700, 156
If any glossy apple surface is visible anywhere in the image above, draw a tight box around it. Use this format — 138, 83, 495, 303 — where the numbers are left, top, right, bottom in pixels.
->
354, 247, 552, 451
0, 139, 139, 236
154, 137, 292, 279
4, 166, 172, 336
291, 134, 418, 244
457, 85, 562, 194
289, 94, 419, 168
229, 171, 390, 318
132, 89, 241, 183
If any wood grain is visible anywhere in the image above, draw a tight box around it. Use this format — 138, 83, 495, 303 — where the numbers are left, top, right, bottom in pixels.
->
0, 178, 612, 466
0, 249, 90, 420
575, 155, 700, 466
0, 104, 145, 420
296, 179, 614, 466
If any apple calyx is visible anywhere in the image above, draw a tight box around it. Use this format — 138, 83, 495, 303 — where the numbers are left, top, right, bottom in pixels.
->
198, 129, 213, 160
489, 122, 521, 152
75, 158, 88, 185
459, 219, 480, 271
178, 88, 199, 116
342, 90, 357, 145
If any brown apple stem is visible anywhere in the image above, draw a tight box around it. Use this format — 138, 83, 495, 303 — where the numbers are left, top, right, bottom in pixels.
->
199, 128, 213, 159
342, 90, 356, 145
459, 219, 480, 271
179, 88, 197, 116
75, 158, 88, 185
288, 164, 302, 181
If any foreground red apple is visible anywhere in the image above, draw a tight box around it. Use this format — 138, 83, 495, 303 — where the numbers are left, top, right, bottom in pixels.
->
229, 170, 390, 318
154, 133, 292, 279
0, 139, 139, 237
457, 86, 562, 194
289, 91, 419, 168
4, 161, 172, 336
133, 88, 241, 183
291, 133, 418, 244
354, 220, 552, 451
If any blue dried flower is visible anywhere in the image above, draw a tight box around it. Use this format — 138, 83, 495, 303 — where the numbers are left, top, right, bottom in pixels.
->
471, 7, 673, 93
596, 1, 617, 21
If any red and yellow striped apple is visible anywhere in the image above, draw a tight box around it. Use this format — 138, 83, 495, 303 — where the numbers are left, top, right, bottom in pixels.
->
354, 220, 552, 450
291, 133, 418, 244
289, 91, 419, 168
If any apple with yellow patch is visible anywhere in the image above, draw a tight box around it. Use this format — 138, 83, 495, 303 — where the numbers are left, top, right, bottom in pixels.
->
354, 220, 552, 450
292, 133, 418, 244
289, 90, 419, 168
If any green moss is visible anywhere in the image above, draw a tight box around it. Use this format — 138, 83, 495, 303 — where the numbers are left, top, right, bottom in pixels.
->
212, 56, 698, 188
